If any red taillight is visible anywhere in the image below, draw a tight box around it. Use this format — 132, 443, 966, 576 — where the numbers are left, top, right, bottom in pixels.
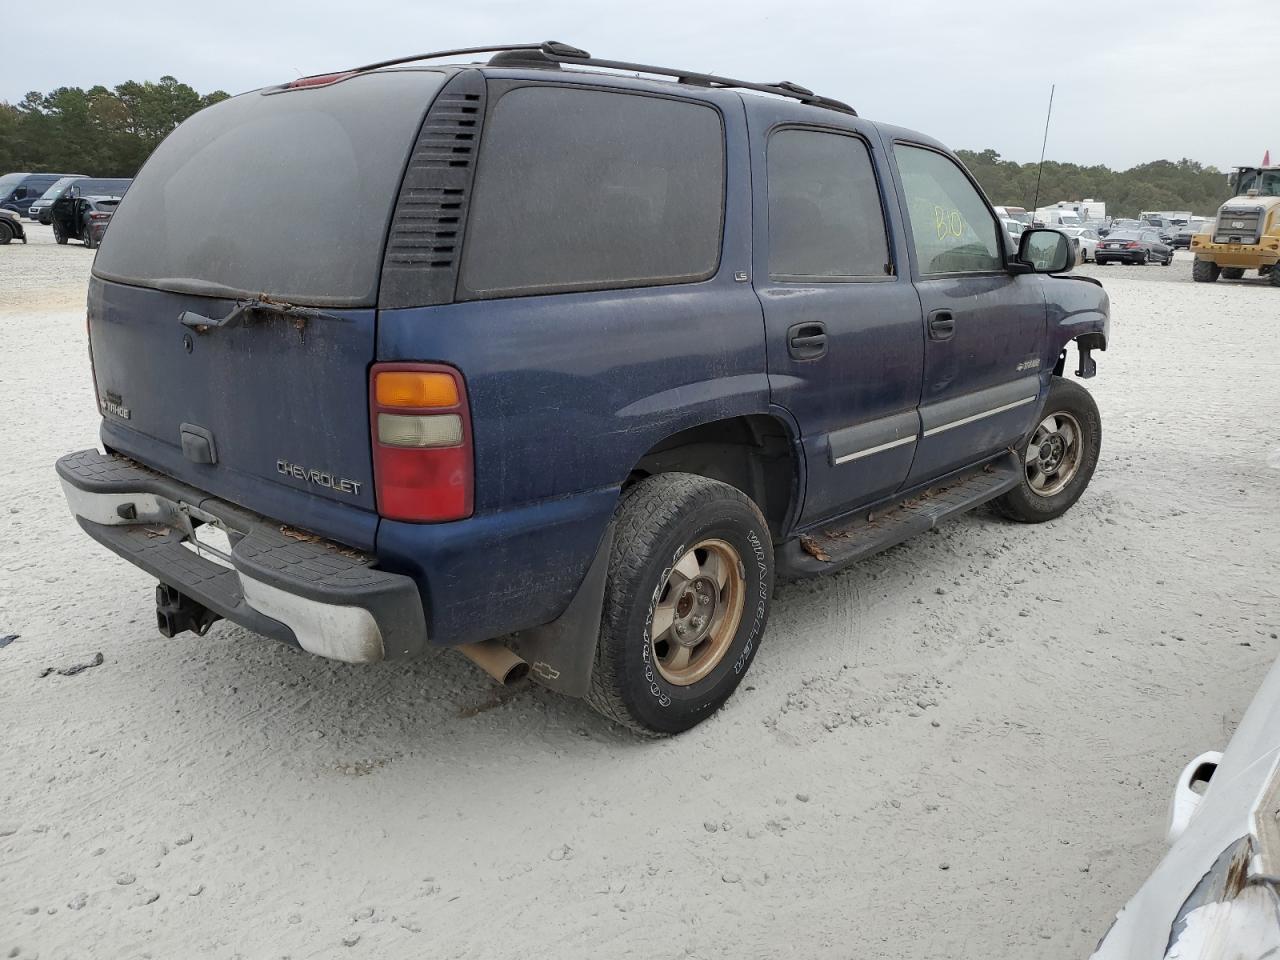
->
1124, 241, 1140, 249
287, 71, 356, 89
369, 363, 473, 522
90, 212, 110, 220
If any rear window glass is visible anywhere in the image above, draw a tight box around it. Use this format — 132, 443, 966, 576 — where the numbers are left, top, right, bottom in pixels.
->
459, 86, 725, 298
93, 70, 446, 307
766, 129, 889, 279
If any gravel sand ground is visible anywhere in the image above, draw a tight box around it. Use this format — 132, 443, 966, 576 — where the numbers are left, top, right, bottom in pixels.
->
2, 226, 1278, 959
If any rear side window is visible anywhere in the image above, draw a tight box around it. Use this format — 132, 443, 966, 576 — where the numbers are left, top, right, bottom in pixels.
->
895, 144, 1002, 276
93, 70, 447, 307
459, 86, 725, 298
766, 129, 889, 279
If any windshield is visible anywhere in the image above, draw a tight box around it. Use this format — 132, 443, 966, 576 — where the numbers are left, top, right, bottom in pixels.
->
1236, 170, 1280, 197
39, 176, 82, 201
93, 70, 447, 307
0, 172, 28, 196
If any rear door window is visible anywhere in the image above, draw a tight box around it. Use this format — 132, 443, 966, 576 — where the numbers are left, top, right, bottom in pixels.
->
92, 69, 447, 306
766, 128, 890, 280
459, 85, 725, 298
894, 144, 1003, 276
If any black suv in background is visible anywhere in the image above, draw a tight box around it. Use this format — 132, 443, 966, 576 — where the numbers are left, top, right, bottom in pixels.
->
58, 43, 1109, 734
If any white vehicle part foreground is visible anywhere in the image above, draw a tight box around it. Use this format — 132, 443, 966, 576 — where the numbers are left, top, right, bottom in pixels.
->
1092, 656, 1280, 959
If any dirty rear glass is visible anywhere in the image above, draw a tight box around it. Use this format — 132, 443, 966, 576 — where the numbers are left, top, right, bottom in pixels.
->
93, 70, 446, 306
460, 86, 725, 298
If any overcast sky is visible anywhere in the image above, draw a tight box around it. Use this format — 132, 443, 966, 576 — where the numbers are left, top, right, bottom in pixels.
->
6, 1, 1274, 171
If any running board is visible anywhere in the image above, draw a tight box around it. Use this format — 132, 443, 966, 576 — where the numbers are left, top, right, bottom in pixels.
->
777, 453, 1022, 578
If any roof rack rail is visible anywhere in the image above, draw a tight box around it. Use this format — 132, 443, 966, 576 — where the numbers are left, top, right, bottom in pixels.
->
342, 41, 857, 116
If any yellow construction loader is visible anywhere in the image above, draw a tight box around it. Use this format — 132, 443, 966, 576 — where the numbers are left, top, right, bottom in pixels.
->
1190, 165, 1280, 285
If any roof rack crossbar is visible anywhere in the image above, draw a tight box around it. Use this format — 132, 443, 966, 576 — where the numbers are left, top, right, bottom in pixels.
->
537, 49, 857, 116
337, 41, 856, 116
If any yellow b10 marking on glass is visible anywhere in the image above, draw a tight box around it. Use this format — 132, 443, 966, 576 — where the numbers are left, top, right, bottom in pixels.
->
934, 205, 966, 241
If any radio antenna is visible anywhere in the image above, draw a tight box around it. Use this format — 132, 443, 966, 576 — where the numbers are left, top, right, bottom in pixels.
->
1031, 84, 1055, 217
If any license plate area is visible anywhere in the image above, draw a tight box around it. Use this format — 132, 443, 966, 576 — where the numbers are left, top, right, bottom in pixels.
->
182, 516, 235, 569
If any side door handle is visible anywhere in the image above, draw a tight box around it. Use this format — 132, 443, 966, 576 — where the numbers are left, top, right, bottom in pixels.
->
927, 309, 955, 341
787, 321, 828, 360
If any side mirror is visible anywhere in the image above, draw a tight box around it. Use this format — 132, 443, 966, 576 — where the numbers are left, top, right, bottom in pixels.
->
1015, 228, 1074, 273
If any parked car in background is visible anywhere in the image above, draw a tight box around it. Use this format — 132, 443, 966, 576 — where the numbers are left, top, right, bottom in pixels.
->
1095, 228, 1173, 265
1172, 225, 1198, 249
31, 176, 132, 224
1001, 217, 1026, 248
1091, 655, 1280, 959
50, 193, 121, 248
0, 171, 86, 216
0, 207, 27, 244
1057, 225, 1100, 262
56, 42, 1108, 735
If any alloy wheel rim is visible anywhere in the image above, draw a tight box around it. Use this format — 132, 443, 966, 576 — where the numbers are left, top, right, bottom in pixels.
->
650, 539, 745, 686
1025, 411, 1083, 497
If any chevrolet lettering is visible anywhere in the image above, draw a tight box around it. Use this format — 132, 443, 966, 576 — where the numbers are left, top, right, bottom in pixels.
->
276, 459, 362, 496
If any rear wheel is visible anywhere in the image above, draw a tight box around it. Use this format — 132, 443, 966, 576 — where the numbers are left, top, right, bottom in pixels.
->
1221, 267, 1244, 280
0, 221, 12, 245
1271, 265, 1280, 288
82, 221, 97, 250
1137, 251, 1149, 265
993, 378, 1101, 524
587, 473, 774, 735
1192, 259, 1220, 283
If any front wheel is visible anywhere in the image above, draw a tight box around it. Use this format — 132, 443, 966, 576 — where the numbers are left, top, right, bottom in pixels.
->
587, 473, 774, 735
0, 221, 12, 245
993, 378, 1101, 524
1192, 259, 1220, 282
1271, 265, 1280, 288
53, 225, 67, 245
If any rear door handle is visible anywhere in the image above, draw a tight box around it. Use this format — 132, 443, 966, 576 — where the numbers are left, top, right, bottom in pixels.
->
928, 310, 955, 341
787, 321, 828, 360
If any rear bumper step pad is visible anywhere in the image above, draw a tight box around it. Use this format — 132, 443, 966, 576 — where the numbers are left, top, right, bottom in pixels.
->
56, 449, 426, 661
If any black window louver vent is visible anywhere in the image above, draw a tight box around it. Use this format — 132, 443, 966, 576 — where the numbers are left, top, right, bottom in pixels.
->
379, 70, 487, 308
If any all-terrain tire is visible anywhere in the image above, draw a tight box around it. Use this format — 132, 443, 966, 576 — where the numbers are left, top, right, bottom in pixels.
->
1221, 267, 1245, 280
586, 473, 774, 736
1192, 259, 1220, 282
0, 221, 12, 245
993, 377, 1101, 524
1271, 265, 1280, 288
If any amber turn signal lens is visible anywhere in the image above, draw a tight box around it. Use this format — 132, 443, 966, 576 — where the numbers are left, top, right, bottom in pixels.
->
375, 371, 459, 408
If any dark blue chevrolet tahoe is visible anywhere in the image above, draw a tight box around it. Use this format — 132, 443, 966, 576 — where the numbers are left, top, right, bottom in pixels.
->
57, 43, 1109, 734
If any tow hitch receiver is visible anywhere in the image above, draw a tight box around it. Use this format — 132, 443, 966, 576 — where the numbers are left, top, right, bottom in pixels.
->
155, 583, 221, 638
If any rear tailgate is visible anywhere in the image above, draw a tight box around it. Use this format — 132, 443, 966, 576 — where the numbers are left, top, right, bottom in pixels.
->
87, 68, 450, 549
90, 278, 381, 547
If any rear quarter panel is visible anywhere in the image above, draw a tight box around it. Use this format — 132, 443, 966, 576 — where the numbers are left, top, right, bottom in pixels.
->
375, 84, 771, 644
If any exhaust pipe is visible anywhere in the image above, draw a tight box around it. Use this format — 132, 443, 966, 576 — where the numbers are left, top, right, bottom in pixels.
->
457, 640, 529, 685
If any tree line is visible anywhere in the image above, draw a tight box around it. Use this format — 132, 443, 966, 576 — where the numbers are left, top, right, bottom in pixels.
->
956, 148, 1232, 219
0, 77, 228, 178
1, 77, 1234, 218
